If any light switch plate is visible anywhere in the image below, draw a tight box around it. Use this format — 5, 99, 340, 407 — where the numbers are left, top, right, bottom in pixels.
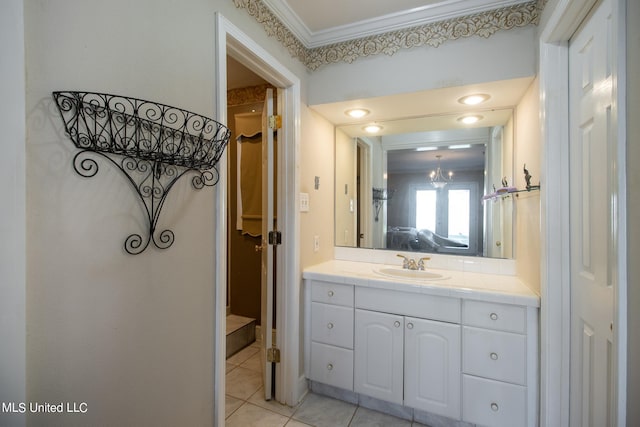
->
300, 192, 310, 212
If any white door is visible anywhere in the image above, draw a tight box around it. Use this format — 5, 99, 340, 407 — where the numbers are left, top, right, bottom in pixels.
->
261, 88, 276, 400
569, 0, 616, 425
404, 317, 461, 419
354, 309, 404, 404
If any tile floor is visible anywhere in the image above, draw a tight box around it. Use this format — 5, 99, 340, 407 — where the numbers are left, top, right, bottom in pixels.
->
225, 343, 429, 426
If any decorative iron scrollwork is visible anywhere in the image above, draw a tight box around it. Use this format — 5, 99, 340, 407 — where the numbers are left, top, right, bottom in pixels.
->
53, 91, 231, 254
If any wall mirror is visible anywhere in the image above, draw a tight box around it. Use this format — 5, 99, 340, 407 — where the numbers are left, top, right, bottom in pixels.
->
318, 77, 534, 260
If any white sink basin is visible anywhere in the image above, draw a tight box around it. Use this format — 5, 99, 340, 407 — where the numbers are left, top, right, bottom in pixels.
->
375, 267, 447, 281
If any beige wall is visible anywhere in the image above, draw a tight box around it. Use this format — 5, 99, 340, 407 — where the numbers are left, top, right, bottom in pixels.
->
299, 107, 335, 268
514, 78, 541, 293
334, 128, 357, 247
22, 0, 308, 425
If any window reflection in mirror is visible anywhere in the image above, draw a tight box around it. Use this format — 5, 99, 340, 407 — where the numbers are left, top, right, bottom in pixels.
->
334, 111, 515, 259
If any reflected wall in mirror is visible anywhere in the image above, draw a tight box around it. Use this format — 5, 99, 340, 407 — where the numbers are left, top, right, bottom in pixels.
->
334, 109, 517, 259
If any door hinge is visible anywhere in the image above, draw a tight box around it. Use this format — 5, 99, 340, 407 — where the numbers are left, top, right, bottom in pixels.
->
267, 347, 281, 363
268, 115, 282, 130
268, 230, 282, 245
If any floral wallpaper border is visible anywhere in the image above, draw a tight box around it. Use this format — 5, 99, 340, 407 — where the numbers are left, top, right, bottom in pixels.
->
233, 0, 547, 70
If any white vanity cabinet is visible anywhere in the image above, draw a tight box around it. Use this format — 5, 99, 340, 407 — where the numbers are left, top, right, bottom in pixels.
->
306, 280, 355, 391
461, 300, 538, 427
354, 287, 461, 419
303, 263, 539, 427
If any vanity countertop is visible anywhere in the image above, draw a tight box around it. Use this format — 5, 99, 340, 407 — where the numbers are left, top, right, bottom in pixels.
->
303, 259, 540, 307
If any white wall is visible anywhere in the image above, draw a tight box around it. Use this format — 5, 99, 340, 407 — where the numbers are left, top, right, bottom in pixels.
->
307, 26, 537, 106
22, 0, 308, 425
0, 1, 26, 426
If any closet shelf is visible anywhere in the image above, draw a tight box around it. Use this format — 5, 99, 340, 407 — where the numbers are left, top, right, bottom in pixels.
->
53, 91, 231, 254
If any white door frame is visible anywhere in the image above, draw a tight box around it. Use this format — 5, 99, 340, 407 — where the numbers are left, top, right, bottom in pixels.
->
213, 13, 302, 426
539, 0, 627, 426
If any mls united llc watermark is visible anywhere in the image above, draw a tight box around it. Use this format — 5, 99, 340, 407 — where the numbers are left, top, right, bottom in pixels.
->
2, 402, 88, 414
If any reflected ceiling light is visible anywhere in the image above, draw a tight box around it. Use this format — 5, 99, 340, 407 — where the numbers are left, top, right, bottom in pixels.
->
416, 146, 438, 151
449, 144, 471, 149
363, 124, 382, 133
345, 108, 370, 118
429, 155, 453, 189
458, 94, 490, 105
458, 115, 483, 125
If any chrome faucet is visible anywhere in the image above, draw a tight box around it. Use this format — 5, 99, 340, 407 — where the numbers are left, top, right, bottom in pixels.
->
418, 257, 431, 270
397, 254, 431, 270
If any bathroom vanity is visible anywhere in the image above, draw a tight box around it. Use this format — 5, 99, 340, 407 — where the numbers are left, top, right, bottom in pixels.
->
303, 259, 539, 427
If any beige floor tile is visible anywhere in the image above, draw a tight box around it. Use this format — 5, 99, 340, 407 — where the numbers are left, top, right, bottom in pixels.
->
225, 402, 289, 427
240, 350, 263, 372
226, 395, 244, 419
227, 343, 260, 365
226, 366, 263, 400
248, 387, 299, 417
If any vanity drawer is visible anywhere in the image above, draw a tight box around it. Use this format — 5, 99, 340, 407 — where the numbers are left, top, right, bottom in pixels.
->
355, 287, 460, 323
462, 375, 526, 427
310, 280, 354, 307
311, 302, 354, 349
462, 300, 526, 333
462, 327, 526, 385
309, 342, 354, 391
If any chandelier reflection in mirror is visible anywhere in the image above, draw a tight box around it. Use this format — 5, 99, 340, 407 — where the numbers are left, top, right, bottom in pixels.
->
52, 91, 231, 255
429, 155, 453, 189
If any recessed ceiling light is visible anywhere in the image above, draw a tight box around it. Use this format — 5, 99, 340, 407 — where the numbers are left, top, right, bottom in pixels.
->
416, 146, 438, 151
346, 108, 370, 118
458, 115, 483, 125
458, 94, 490, 105
363, 124, 382, 133
449, 144, 472, 149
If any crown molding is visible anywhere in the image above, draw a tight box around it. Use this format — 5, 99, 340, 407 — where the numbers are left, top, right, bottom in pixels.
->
234, 0, 545, 70
264, 0, 533, 48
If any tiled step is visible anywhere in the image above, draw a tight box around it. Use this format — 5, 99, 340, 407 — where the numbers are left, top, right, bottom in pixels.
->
226, 314, 256, 359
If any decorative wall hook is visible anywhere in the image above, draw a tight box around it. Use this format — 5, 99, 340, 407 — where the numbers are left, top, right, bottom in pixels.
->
53, 91, 231, 254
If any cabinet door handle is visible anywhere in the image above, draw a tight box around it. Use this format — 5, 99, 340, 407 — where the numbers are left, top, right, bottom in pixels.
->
491, 403, 499, 412
406, 323, 414, 329
327, 363, 333, 371
327, 290, 334, 297
394, 321, 401, 328
489, 312, 499, 321
490, 352, 499, 360
327, 322, 334, 329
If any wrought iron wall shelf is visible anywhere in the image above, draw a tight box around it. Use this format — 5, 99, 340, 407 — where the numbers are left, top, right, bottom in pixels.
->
372, 187, 394, 222
481, 165, 541, 202
53, 91, 231, 254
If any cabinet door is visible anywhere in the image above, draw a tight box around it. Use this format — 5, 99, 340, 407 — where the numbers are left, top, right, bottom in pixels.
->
354, 309, 404, 404
404, 317, 461, 420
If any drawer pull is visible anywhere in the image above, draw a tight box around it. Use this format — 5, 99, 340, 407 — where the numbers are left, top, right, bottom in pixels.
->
327, 363, 333, 371
489, 312, 499, 321
394, 321, 401, 328
328, 290, 334, 297
407, 322, 414, 329
491, 403, 499, 412
327, 322, 334, 329
490, 352, 499, 360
